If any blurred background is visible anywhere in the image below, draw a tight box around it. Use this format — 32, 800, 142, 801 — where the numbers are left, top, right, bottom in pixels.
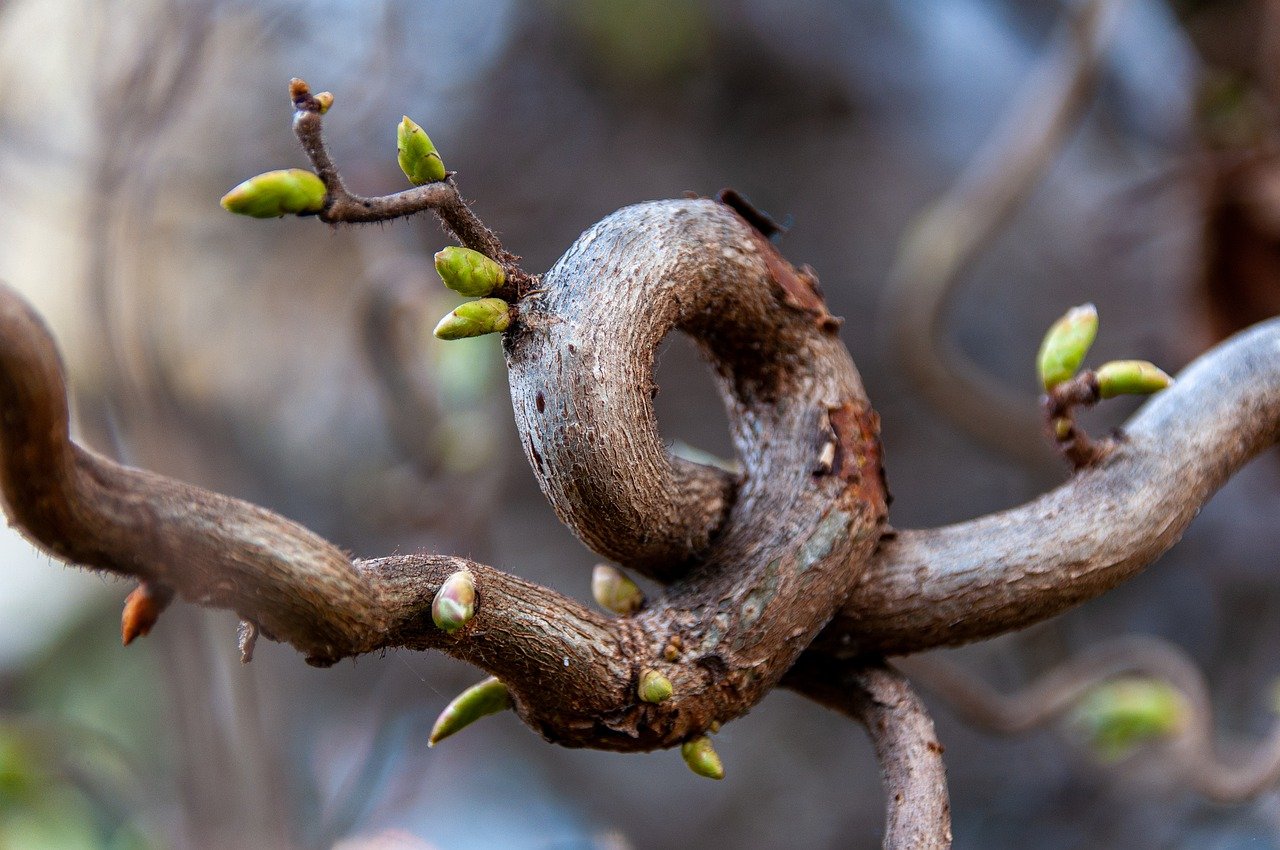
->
1, 0, 1279, 847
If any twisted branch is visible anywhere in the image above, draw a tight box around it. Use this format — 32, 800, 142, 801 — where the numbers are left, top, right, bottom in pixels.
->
6, 189, 1280, 843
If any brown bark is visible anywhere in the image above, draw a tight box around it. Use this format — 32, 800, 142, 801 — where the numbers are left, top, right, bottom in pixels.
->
5, 193, 1280, 845
786, 658, 952, 849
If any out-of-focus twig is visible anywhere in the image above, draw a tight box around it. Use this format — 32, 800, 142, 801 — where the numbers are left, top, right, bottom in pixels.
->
882, 0, 1126, 465
901, 636, 1280, 803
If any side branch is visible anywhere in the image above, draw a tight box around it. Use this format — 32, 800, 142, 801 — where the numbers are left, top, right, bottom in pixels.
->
827, 315, 1280, 656
786, 658, 951, 850
287, 79, 530, 300
0, 283, 638, 739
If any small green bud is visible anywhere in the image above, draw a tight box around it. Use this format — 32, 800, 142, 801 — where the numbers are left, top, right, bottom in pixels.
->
591, 564, 645, 616
433, 298, 511, 340
1071, 677, 1187, 762
638, 669, 673, 704
397, 115, 447, 184
313, 91, 334, 114
1037, 304, 1099, 390
1095, 360, 1173, 399
1052, 417, 1072, 440
681, 736, 724, 780
435, 246, 506, 297
432, 570, 476, 633
429, 677, 512, 746
220, 168, 327, 218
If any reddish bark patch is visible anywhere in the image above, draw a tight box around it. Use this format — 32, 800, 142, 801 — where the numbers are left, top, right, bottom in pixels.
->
827, 401, 890, 517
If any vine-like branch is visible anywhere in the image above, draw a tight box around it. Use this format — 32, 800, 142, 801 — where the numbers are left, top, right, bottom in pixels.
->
881, 0, 1125, 464
6, 182, 1280, 845
902, 636, 1280, 803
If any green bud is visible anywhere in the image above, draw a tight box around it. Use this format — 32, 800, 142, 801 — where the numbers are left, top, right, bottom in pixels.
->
433, 298, 511, 340
429, 677, 512, 746
435, 246, 506, 297
1037, 304, 1099, 390
681, 736, 724, 780
432, 570, 476, 633
397, 115, 447, 184
639, 669, 673, 704
591, 564, 645, 616
1071, 677, 1187, 762
313, 91, 334, 114
1095, 360, 1173, 399
220, 168, 327, 218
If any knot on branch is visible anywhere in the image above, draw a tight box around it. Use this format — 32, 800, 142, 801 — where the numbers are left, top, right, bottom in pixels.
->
502, 198, 888, 747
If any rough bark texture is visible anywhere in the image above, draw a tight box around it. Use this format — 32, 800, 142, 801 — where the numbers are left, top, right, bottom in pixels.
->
505, 198, 889, 746
4, 194, 1280, 845
826, 315, 1280, 656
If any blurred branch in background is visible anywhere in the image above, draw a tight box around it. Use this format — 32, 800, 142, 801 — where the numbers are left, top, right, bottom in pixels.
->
881, 0, 1124, 467
904, 635, 1280, 803
0, 1, 1277, 849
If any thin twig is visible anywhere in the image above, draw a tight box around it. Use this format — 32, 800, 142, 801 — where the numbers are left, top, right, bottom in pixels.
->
1041, 369, 1111, 468
287, 78, 532, 301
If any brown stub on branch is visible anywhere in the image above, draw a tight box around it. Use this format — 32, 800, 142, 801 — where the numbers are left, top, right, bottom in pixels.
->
716, 188, 784, 238
1042, 370, 1111, 469
121, 582, 174, 645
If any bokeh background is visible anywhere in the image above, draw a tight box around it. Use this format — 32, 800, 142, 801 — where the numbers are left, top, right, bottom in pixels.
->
1, 0, 1279, 847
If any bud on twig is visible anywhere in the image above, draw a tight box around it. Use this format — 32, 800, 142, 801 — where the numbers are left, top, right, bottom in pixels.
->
1095, 360, 1173, 399
397, 116, 447, 185
313, 91, 334, 114
1071, 677, 1187, 762
429, 677, 512, 746
220, 169, 327, 218
433, 298, 511, 340
1037, 304, 1098, 391
432, 570, 476, 633
435, 246, 506, 297
591, 564, 645, 615
681, 736, 724, 780
638, 669, 674, 704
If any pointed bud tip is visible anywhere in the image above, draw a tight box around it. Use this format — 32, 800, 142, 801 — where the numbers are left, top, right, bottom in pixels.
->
591, 564, 645, 615
1095, 360, 1173, 399
433, 298, 511, 341
1038, 303, 1100, 391
434, 246, 506, 297
220, 169, 326, 218
429, 677, 512, 746
397, 115, 447, 184
681, 736, 725, 780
